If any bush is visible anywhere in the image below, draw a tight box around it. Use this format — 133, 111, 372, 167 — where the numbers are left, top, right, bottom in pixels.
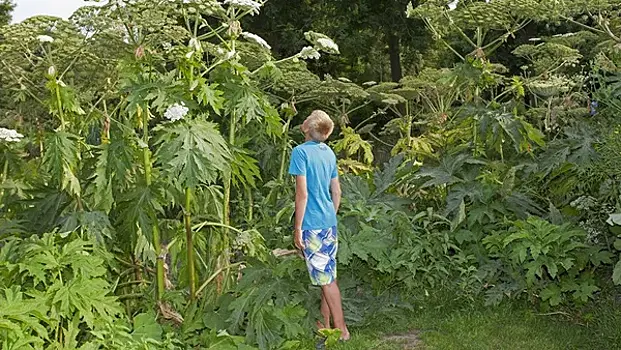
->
481, 217, 613, 306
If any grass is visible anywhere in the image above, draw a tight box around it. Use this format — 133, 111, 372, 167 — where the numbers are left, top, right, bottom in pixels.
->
300, 291, 621, 350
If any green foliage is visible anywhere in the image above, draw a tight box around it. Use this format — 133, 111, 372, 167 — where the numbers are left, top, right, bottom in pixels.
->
482, 217, 611, 306
3, 0, 621, 348
0, 232, 127, 349
225, 257, 310, 350
0, 0, 14, 26
154, 118, 230, 188
332, 126, 374, 174
337, 158, 477, 294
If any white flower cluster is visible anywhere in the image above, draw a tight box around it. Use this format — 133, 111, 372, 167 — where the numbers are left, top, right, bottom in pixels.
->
189, 37, 201, 52
164, 103, 189, 122
109, 0, 127, 11
553, 32, 577, 38
382, 98, 400, 105
570, 196, 598, 211
223, 0, 262, 15
316, 38, 339, 53
448, 0, 490, 11
0, 128, 24, 142
579, 219, 604, 242
37, 35, 54, 43
299, 46, 320, 60
224, 49, 237, 60
241, 32, 271, 50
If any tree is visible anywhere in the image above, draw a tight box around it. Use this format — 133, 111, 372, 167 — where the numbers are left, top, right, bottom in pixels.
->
0, 0, 15, 26
245, 0, 432, 83
322, 0, 431, 82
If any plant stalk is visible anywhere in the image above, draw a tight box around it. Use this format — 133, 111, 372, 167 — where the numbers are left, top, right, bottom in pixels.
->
218, 111, 236, 294
142, 109, 165, 300
185, 187, 196, 299
55, 83, 65, 130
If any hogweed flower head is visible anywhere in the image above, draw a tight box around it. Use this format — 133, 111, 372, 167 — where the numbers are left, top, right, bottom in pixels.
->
164, 103, 189, 122
37, 35, 54, 43
299, 46, 320, 60
223, 0, 262, 15
0, 128, 24, 142
316, 38, 339, 53
224, 49, 237, 60
241, 32, 271, 50
189, 37, 201, 52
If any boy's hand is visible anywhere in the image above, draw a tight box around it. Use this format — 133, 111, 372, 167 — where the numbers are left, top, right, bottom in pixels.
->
294, 228, 304, 250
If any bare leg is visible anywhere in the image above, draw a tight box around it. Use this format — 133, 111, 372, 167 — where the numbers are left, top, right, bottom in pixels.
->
320, 290, 331, 328
321, 281, 350, 340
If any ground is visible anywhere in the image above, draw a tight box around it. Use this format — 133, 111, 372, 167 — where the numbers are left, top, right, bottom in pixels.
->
300, 291, 621, 350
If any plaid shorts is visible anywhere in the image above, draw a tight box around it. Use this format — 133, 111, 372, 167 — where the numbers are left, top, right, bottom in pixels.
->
302, 226, 338, 286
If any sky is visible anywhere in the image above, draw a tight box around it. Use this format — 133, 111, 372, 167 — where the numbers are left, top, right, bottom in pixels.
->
11, 0, 88, 23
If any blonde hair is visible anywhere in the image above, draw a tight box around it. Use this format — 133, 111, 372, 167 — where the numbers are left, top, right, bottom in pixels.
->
306, 110, 334, 142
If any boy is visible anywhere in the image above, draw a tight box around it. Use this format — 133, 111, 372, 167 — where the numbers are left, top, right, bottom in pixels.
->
288, 110, 350, 341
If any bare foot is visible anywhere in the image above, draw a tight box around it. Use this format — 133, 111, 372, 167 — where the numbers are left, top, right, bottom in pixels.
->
316, 320, 325, 329
340, 329, 350, 341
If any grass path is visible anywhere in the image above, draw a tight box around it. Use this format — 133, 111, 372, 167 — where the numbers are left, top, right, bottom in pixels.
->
300, 295, 621, 350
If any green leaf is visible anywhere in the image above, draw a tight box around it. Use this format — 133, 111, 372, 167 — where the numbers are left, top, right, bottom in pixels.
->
540, 285, 562, 306
231, 148, 262, 189
450, 199, 466, 231
132, 312, 162, 342
545, 262, 558, 279
454, 229, 476, 244
572, 282, 599, 303
198, 83, 225, 115
614, 239, 621, 251
42, 131, 81, 197
155, 119, 230, 188
332, 127, 374, 165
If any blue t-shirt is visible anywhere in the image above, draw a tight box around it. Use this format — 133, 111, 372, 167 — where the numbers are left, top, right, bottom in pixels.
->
288, 141, 338, 230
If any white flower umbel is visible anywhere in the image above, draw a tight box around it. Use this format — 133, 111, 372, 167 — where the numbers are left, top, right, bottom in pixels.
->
164, 103, 189, 122
448, 0, 459, 11
241, 32, 271, 50
189, 37, 201, 52
299, 46, 321, 60
0, 128, 24, 142
316, 38, 339, 53
223, 0, 262, 15
37, 35, 54, 43
224, 49, 237, 60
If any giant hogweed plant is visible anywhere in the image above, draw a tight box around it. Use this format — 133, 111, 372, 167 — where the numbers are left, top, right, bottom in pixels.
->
482, 217, 613, 306
0, 231, 159, 349
0, 0, 342, 306
0, 231, 260, 349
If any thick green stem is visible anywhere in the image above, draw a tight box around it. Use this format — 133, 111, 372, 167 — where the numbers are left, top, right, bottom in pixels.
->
0, 159, 8, 205
406, 102, 412, 143
223, 113, 235, 227
218, 111, 236, 293
142, 111, 165, 300
2, 159, 7, 184
185, 187, 196, 299
246, 186, 253, 223
55, 83, 65, 130
277, 115, 294, 182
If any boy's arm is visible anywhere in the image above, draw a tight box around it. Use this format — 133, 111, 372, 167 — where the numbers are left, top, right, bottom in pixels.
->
294, 175, 308, 250
330, 177, 341, 213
